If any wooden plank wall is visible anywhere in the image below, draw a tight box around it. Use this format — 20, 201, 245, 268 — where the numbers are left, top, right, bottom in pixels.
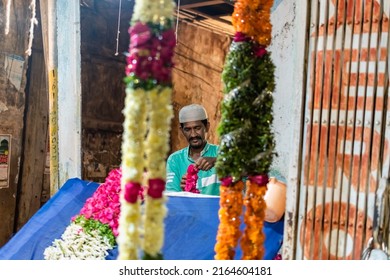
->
15, 0, 49, 231
0, 0, 33, 247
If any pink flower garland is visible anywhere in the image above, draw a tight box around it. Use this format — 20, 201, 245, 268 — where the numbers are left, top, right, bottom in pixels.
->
125, 22, 176, 83
185, 164, 200, 193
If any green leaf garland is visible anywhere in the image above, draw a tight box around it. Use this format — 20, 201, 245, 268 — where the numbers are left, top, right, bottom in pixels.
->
216, 41, 276, 181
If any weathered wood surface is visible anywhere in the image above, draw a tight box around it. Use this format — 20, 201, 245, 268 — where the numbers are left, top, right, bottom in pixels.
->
16, 48, 49, 231
79, 0, 131, 182
0, 0, 32, 246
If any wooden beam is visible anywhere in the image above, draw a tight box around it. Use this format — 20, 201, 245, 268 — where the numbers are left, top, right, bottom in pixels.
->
40, 0, 60, 196
179, 0, 225, 9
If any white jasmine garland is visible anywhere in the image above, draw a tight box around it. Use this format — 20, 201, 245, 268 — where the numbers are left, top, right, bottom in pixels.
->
118, 86, 173, 260
116, 200, 142, 259
121, 87, 147, 183
145, 86, 173, 179
141, 87, 172, 257
142, 196, 167, 256
44, 223, 114, 260
118, 0, 176, 260
117, 88, 147, 260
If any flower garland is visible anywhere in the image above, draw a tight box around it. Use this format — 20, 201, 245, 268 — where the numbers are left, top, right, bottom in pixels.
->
214, 0, 276, 260
117, 0, 176, 260
214, 178, 244, 259
44, 168, 143, 260
232, 0, 273, 46
240, 176, 268, 259
185, 164, 200, 193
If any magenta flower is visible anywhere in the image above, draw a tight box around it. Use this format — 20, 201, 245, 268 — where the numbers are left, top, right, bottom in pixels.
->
129, 22, 152, 47
124, 182, 142, 203
248, 174, 269, 186
253, 45, 267, 58
147, 178, 165, 198
233, 32, 250, 42
220, 176, 233, 187
125, 22, 176, 84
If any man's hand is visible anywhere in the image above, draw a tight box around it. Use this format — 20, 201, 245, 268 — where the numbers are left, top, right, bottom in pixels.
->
195, 157, 216, 171
180, 174, 187, 190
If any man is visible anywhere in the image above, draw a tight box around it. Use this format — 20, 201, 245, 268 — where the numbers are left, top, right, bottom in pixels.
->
166, 104, 220, 195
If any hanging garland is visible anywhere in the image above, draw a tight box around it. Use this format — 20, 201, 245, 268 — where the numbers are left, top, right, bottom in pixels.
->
117, 0, 176, 260
214, 178, 245, 259
214, 0, 276, 260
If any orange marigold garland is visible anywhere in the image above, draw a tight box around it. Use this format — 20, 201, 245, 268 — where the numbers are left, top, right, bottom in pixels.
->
232, 0, 273, 46
241, 176, 268, 259
215, 179, 244, 260
214, 0, 275, 260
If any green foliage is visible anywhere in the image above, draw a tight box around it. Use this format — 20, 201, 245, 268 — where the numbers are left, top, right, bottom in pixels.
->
73, 215, 116, 247
215, 41, 276, 180
123, 75, 160, 91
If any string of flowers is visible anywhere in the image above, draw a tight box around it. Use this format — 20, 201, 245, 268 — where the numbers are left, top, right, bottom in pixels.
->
214, 0, 276, 260
117, 0, 176, 260
241, 177, 268, 259
214, 178, 244, 259
185, 164, 200, 193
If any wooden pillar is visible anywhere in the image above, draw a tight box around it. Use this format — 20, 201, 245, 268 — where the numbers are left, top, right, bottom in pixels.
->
40, 0, 60, 196
41, 0, 82, 194
56, 0, 82, 189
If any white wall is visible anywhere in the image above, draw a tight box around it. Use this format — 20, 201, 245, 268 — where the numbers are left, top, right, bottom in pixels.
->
269, 0, 306, 185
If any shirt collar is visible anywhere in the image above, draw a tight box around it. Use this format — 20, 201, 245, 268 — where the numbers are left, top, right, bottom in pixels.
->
186, 142, 210, 160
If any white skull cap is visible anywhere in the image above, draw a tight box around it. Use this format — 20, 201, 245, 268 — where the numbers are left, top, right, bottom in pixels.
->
179, 104, 208, 123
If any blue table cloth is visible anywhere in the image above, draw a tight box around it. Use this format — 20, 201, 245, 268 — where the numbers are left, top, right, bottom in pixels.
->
0, 178, 284, 260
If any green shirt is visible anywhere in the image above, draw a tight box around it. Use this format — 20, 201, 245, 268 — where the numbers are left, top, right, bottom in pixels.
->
166, 143, 220, 195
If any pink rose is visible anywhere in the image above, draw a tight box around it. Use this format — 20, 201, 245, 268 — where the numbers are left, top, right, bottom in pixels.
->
254, 45, 267, 58
129, 22, 152, 47
220, 176, 233, 186
124, 182, 142, 203
248, 174, 269, 186
147, 178, 165, 198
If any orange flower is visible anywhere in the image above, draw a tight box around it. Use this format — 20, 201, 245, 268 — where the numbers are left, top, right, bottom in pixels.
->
232, 0, 274, 46
214, 181, 244, 260
240, 179, 268, 260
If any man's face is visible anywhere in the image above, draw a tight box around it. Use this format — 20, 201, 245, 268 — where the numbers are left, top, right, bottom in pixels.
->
181, 120, 209, 149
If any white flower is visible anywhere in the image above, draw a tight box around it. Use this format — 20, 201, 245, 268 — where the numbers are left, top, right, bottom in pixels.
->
44, 223, 114, 260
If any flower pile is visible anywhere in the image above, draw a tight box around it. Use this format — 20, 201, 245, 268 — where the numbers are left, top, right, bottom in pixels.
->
214, 0, 276, 260
117, 0, 176, 260
43, 168, 143, 260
